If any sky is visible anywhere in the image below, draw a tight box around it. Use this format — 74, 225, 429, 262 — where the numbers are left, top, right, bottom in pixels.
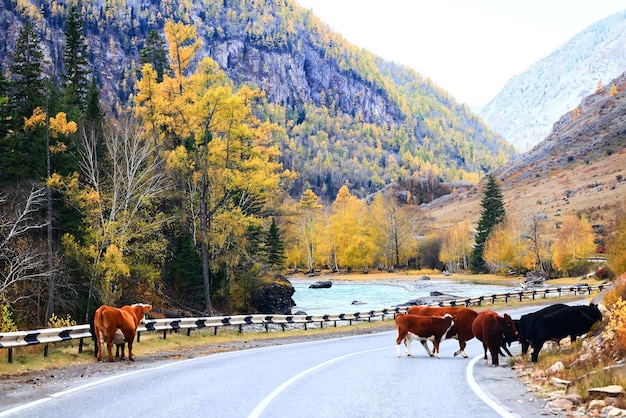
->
295, 0, 626, 108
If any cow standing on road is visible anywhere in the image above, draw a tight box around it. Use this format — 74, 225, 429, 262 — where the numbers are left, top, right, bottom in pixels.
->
407, 306, 478, 358
529, 303, 602, 363
472, 310, 517, 366
395, 313, 456, 359
518, 303, 568, 355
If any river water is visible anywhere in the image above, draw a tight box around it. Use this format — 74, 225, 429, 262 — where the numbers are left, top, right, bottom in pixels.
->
289, 277, 519, 315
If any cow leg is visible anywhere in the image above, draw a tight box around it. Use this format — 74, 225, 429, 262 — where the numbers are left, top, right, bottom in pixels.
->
127, 341, 134, 361
419, 339, 434, 357
106, 340, 114, 362
118, 344, 126, 360
489, 344, 500, 367
433, 338, 442, 359
521, 339, 531, 355
531, 340, 544, 363
482, 343, 489, 365
453, 340, 469, 358
396, 332, 410, 357
96, 333, 103, 362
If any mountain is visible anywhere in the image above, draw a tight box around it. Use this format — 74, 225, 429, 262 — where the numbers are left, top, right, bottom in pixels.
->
426, 72, 626, 245
480, 10, 626, 152
0, 0, 514, 201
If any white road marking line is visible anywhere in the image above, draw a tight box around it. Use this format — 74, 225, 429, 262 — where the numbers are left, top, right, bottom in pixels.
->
466, 355, 518, 418
248, 346, 388, 418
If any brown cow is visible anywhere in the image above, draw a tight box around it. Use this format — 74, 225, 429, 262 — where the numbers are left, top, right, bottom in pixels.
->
407, 306, 478, 358
94, 303, 151, 362
395, 313, 456, 359
471, 310, 517, 366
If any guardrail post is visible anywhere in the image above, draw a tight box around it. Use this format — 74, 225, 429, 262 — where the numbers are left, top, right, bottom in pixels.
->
491, 295, 496, 304
78, 337, 84, 353
518, 292, 523, 302
8, 347, 13, 363
44, 343, 49, 357
162, 330, 167, 339
532, 290, 536, 300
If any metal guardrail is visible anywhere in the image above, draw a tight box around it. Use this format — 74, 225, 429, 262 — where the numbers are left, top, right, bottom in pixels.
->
0, 284, 607, 363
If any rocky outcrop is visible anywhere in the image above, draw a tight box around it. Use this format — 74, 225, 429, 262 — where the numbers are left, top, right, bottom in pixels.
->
251, 276, 295, 315
207, 39, 402, 127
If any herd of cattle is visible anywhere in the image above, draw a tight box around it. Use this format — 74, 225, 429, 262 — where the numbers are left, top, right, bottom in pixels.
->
86, 301, 602, 365
395, 303, 604, 365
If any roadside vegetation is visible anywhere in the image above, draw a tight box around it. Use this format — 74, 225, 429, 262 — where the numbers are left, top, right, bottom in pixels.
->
513, 274, 626, 409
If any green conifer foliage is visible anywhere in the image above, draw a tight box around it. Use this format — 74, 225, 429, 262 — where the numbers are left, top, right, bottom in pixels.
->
139, 30, 169, 83
470, 174, 506, 273
62, 5, 90, 113
10, 20, 45, 122
266, 218, 286, 269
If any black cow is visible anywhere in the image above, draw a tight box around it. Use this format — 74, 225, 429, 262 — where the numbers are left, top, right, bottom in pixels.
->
499, 319, 520, 357
518, 303, 568, 355
529, 304, 602, 363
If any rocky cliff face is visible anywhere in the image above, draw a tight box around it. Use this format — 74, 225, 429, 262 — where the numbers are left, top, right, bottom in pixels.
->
206, 39, 402, 127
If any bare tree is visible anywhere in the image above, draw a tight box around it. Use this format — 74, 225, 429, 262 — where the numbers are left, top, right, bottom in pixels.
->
73, 116, 170, 309
0, 187, 51, 303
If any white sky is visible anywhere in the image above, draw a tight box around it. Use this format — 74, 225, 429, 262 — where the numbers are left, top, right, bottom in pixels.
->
295, 0, 626, 107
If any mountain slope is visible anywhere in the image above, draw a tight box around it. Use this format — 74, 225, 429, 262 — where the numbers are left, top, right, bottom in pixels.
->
480, 10, 626, 152
0, 0, 514, 200
426, 73, 626, 244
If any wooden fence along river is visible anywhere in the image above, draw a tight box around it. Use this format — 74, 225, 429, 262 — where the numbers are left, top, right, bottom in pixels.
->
0, 283, 607, 363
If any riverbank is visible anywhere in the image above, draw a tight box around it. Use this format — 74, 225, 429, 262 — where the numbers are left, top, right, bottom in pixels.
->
287, 269, 607, 287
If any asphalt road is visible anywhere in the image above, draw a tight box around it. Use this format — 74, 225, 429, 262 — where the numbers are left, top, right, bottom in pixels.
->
0, 309, 558, 418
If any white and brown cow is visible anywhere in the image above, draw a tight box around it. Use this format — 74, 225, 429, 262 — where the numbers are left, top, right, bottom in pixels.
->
93, 303, 151, 362
408, 306, 478, 358
395, 313, 456, 359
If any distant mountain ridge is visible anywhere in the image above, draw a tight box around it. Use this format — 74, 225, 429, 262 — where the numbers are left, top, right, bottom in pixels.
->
480, 10, 626, 152
0, 0, 514, 200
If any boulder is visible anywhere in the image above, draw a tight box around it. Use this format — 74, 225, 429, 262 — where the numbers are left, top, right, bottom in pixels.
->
251, 276, 295, 314
309, 280, 332, 289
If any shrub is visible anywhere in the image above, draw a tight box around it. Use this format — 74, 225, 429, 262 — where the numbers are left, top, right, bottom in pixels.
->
47, 313, 77, 328
602, 296, 626, 354
0, 304, 17, 332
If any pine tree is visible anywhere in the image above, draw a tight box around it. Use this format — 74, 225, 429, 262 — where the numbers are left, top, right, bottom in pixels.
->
1, 20, 46, 182
62, 5, 90, 113
10, 20, 45, 122
470, 174, 506, 273
266, 218, 286, 269
139, 30, 169, 82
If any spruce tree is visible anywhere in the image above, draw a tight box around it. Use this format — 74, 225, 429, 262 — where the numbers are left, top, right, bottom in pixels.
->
9, 19, 45, 122
62, 5, 90, 113
266, 218, 286, 269
1, 20, 46, 182
139, 30, 169, 82
470, 174, 506, 273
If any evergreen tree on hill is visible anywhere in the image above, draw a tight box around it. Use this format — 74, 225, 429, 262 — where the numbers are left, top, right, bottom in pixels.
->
470, 174, 506, 273
139, 30, 169, 83
62, 5, 90, 115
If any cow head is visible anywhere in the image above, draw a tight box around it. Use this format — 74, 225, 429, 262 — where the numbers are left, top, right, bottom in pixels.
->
499, 313, 518, 337
588, 303, 603, 322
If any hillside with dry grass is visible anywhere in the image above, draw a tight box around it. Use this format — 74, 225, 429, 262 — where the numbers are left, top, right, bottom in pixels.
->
424, 73, 626, 247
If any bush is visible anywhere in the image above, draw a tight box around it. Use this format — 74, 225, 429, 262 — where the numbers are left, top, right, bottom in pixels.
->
0, 304, 17, 332
47, 313, 77, 328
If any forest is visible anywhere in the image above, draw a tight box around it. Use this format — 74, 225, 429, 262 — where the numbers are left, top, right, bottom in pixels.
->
2, 2, 623, 332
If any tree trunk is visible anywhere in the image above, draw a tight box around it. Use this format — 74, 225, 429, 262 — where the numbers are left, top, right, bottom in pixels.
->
45, 93, 55, 322
200, 175, 213, 315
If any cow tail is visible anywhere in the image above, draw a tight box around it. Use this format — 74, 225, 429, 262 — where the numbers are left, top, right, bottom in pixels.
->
93, 308, 105, 351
